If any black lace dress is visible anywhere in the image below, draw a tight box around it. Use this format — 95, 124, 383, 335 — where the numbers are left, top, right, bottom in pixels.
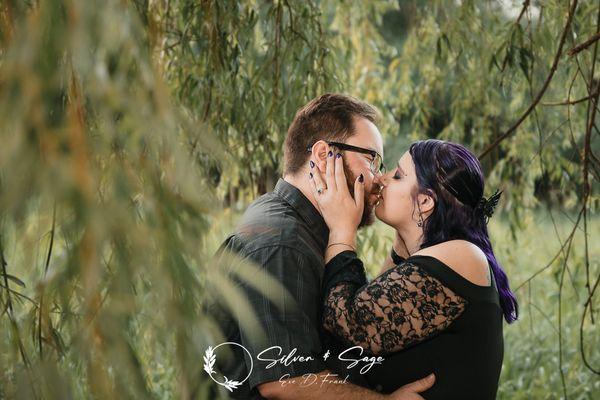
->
322, 250, 504, 400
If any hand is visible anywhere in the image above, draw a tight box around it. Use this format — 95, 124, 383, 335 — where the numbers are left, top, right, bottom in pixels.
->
308, 151, 364, 239
388, 373, 435, 400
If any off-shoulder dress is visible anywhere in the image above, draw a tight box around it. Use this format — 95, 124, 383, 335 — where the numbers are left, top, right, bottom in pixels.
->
322, 250, 504, 400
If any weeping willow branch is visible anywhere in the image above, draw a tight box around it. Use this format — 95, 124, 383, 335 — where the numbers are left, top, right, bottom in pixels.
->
0, 282, 37, 306
479, 0, 579, 159
580, 273, 600, 374
38, 202, 56, 358
0, 234, 37, 400
541, 89, 599, 106
515, 205, 585, 291
578, 0, 600, 347
568, 32, 600, 56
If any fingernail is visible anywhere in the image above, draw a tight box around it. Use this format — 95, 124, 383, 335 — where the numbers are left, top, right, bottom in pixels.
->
427, 374, 435, 382
336, 153, 342, 159
309, 172, 313, 179
310, 160, 315, 168
358, 174, 364, 183
328, 151, 333, 157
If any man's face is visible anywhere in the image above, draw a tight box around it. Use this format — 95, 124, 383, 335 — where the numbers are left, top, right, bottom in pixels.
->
339, 117, 384, 227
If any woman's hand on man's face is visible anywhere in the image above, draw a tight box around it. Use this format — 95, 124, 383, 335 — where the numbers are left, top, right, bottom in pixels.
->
308, 150, 364, 237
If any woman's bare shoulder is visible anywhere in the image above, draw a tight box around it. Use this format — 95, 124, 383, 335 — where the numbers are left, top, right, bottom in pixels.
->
412, 240, 491, 286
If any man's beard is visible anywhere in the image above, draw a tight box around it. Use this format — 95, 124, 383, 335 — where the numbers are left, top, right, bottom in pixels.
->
342, 159, 375, 228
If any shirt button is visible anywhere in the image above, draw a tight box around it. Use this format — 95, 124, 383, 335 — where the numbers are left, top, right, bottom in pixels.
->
375, 384, 383, 392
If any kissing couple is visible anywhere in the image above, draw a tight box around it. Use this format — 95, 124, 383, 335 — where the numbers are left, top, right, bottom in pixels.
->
211, 93, 518, 400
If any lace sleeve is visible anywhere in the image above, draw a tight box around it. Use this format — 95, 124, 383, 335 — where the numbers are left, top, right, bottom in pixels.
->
322, 251, 468, 355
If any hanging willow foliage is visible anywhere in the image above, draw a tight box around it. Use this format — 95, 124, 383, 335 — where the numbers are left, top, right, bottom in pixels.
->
0, 0, 279, 398
324, 2, 599, 398
0, 0, 345, 397
1, 0, 599, 399
150, 0, 344, 199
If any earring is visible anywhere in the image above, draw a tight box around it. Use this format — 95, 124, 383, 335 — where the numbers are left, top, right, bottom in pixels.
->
417, 214, 424, 227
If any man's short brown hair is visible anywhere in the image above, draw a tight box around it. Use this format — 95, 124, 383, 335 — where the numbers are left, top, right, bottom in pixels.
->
283, 93, 380, 175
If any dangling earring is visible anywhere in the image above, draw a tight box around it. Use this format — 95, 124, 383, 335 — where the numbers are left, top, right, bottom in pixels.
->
415, 201, 425, 227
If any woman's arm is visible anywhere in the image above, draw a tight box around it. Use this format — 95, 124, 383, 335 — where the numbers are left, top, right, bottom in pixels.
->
322, 251, 468, 355
324, 230, 358, 264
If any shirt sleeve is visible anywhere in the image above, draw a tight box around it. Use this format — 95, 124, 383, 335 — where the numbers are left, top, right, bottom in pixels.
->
234, 245, 327, 390
321, 250, 468, 355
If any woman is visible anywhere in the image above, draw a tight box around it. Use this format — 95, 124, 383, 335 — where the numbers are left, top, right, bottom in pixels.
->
308, 139, 518, 399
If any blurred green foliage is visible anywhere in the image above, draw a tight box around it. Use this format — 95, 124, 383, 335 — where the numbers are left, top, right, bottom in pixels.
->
0, 0, 221, 398
155, 0, 344, 199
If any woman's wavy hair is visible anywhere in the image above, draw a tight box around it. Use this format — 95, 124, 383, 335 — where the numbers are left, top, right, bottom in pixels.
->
409, 139, 518, 323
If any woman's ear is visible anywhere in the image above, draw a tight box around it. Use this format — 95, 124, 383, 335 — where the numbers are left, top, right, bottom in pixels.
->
310, 140, 330, 171
418, 190, 436, 214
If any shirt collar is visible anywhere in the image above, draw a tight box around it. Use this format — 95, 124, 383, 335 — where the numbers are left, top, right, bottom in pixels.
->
273, 178, 329, 252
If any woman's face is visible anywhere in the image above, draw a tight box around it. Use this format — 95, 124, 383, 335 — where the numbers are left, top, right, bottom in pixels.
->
374, 151, 421, 228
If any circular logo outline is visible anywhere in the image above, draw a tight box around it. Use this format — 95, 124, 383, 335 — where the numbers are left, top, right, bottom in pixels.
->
203, 342, 253, 392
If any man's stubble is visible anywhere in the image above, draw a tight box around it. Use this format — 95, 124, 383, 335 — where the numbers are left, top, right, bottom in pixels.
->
342, 158, 376, 228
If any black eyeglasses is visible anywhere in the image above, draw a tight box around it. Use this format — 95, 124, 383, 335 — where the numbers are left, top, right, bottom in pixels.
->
307, 141, 386, 175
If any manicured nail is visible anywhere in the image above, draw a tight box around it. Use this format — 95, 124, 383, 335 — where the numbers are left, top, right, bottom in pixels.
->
310, 160, 315, 168
358, 174, 364, 183
336, 153, 342, 159
309, 172, 313, 179
328, 151, 333, 157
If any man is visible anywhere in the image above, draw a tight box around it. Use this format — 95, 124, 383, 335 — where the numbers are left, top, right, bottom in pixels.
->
212, 94, 434, 399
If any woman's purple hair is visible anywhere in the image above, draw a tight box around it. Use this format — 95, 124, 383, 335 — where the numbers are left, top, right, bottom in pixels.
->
409, 139, 518, 323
